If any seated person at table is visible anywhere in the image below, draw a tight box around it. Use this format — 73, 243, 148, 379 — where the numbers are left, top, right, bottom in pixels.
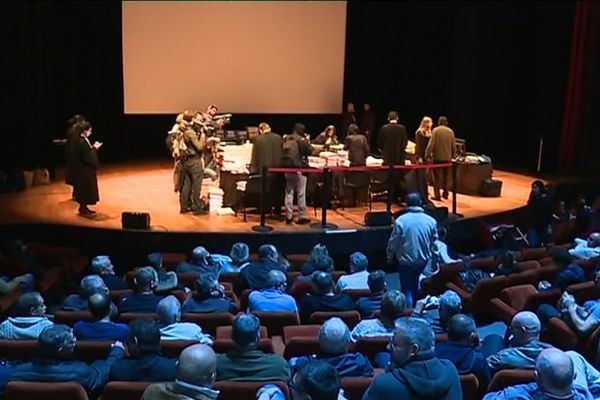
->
110, 319, 177, 382
290, 317, 373, 378
216, 313, 290, 381
299, 272, 354, 324
157, 295, 212, 344
0, 292, 53, 340
301, 244, 330, 276
219, 242, 251, 274
181, 274, 238, 314
336, 252, 370, 291
411, 289, 463, 334
146, 252, 179, 294
90, 255, 128, 290
176, 246, 220, 278
237, 244, 287, 292
118, 267, 163, 314
10, 324, 125, 394
73, 292, 128, 342
62, 274, 118, 317
248, 270, 297, 313
312, 125, 340, 151
355, 270, 387, 319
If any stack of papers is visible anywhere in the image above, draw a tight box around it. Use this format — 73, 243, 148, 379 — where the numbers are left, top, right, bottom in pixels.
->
208, 188, 224, 213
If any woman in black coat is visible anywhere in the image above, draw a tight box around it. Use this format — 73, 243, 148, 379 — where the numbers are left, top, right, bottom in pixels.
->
73, 121, 102, 215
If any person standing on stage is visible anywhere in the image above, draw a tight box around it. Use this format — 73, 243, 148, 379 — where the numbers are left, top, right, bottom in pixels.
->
250, 122, 284, 216
282, 123, 312, 225
341, 102, 357, 141
360, 102, 376, 148
415, 116, 433, 201
73, 121, 102, 216
425, 116, 456, 201
378, 111, 408, 203
345, 124, 369, 167
179, 118, 206, 214
65, 114, 87, 199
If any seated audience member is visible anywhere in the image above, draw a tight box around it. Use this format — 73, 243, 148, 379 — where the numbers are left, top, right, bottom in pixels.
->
355, 270, 387, 319
110, 318, 177, 381
299, 272, 354, 323
248, 270, 297, 313
176, 246, 219, 277
412, 289, 462, 334
483, 348, 592, 400
62, 274, 108, 310
420, 226, 460, 283
487, 311, 553, 372
539, 250, 584, 292
290, 317, 373, 378
0, 272, 33, 296
142, 344, 219, 400
73, 292, 128, 342
118, 267, 162, 314
493, 250, 522, 277
549, 289, 600, 337
181, 274, 238, 314
220, 242, 251, 274
336, 252, 370, 291
147, 252, 179, 293
216, 313, 290, 381
10, 324, 125, 393
435, 314, 491, 389
157, 295, 212, 344
0, 292, 52, 339
90, 255, 128, 290
4, 239, 46, 278
237, 244, 287, 292
258, 360, 344, 400
569, 232, 600, 260
362, 317, 462, 400
301, 243, 330, 276
351, 290, 406, 341
0, 362, 10, 398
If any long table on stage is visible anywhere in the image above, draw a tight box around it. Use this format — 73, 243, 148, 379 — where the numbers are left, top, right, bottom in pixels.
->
449, 162, 493, 196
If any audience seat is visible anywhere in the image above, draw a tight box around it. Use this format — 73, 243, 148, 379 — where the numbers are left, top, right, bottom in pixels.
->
286, 271, 301, 285
487, 369, 536, 393
539, 256, 554, 267
342, 289, 372, 301
5, 381, 89, 400
547, 243, 575, 256
219, 273, 239, 286
160, 340, 199, 358
109, 289, 133, 303
447, 276, 507, 323
216, 325, 268, 340
54, 310, 93, 326
460, 373, 480, 400
421, 262, 464, 296
239, 289, 252, 312
161, 253, 187, 270
286, 254, 309, 271
101, 381, 155, 400
282, 336, 320, 360
253, 312, 299, 337
518, 247, 548, 262
541, 317, 579, 350
353, 337, 389, 364
490, 285, 559, 324
469, 257, 497, 273
290, 280, 312, 303
0, 340, 38, 361
0, 287, 23, 315
581, 325, 600, 364
340, 377, 373, 400
282, 325, 321, 344
505, 269, 540, 288
117, 312, 156, 324
566, 280, 600, 304
516, 260, 542, 271
309, 311, 361, 329
37, 267, 64, 295
181, 312, 234, 336
74, 341, 112, 363
213, 380, 290, 400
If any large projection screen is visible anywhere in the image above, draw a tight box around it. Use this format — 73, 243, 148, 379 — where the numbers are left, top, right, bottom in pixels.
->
122, 1, 347, 114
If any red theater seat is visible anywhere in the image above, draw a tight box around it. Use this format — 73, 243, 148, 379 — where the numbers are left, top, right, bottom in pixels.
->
5, 381, 89, 400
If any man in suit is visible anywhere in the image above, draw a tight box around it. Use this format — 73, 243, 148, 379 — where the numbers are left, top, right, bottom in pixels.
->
425, 116, 456, 201
249, 122, 283, 216
377, 111, 408, 203
360, 103, 376, 148
341, 102, 357, 141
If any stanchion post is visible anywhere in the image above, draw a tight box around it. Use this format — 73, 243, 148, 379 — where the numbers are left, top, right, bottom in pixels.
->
251, 166, 273, 232
311, 167, 338, 230
451, 161, 458, 215
386, 163, 394, 212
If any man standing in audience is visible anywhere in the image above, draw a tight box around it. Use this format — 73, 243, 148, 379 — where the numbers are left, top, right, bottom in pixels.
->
336, 252, 370, 291
216, 314, 290, 381
355, 270, 388, 318
363, 317, 462, 400
90, 255, 128, 290
298, 272, 354, 324
182, 274, 238, 314
412, 289, 462, 334
250, 122, 284, 217
10, 324, 125, 394
237, 245, 287, 292
387, 192, 438, 307
425, 116, 456, 201
157, 295, 212, 344
73, 292, 128, 342
248, 270, 297, 313
0, 292, 53, 340
176, 246, 219, 277
110, 319, 177, 382
142, 344, 219, 400
118, 267, 162, 314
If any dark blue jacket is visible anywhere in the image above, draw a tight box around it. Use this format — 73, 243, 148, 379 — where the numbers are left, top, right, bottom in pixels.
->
292, 353, 374, 378
73, 320, 129, 342
435, 341, 491, 388
181, 297, 238, 314
356, 294, 384, 319
118, 293, 162, 314
0, 362, 11, 397
237, 259, 287, 292
110, 353, 177, 382
101, 274, 128, 291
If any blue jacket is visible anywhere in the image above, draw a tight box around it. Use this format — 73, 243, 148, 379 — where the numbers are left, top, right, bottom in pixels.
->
483, 382, 592, 400
435, 341, 491, 388
110, 353, 177, 382
73, 320, 129, 342
291, 352, 374, 378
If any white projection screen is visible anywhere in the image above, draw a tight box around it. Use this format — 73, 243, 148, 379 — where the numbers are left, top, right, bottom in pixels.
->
122, 1, 347, 114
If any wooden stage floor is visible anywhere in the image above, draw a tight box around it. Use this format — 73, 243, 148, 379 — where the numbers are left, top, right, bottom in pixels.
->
0, 161, 536, 233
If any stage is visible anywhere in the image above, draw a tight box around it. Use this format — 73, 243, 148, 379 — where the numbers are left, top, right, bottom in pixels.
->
1, 160, 535, 233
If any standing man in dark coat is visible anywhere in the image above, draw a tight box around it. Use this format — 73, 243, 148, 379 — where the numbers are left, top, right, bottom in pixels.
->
378, 111, 408, 203
425, 116, 456, 201
73, 121, 102, 216
250, 123, 283, 216
340, 102, 357, 142
360, 103, 376, 149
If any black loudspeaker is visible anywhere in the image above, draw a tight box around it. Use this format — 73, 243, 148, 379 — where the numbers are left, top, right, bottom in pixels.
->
480, 179, 503, 197
364, 211, 393, 227
121, 212, 151, 230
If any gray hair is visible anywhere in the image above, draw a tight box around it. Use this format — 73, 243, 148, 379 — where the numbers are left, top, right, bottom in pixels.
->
230, 243, 249, 264
440, 290, 462, 314
90, 255, 111, 273
80, 274, 108, 298
349, 252, 368, 271
266, 270, 287, 290
319, 317, 350, 355
395, 317, 435, 353
536, 348, 574, 393
192, 246, 210, 264
156, 295, 181, 325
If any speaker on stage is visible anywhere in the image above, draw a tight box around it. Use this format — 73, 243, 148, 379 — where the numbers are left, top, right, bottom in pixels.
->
364, 211, 392, 227
122, 212, 151, 230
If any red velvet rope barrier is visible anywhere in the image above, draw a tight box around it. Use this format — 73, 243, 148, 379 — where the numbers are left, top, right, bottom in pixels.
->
267, 162, 453, 174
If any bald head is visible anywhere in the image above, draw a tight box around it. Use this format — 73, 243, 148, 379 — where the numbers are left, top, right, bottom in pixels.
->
511, 311, 541, 345
406, 192, 422, 207
536, 349, 574, 397
589, 233, 600, 248
319, 317, 350, 356
192, 246, 210, 265
156, 295, 181, 325
176, 344, 217, 387
266, 270, 287, 290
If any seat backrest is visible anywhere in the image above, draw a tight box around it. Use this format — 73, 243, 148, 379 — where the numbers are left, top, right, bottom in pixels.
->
216, 325, 268, 340
567, 281, 600, 304
283, 325, 322, 344
499, 284, 538, 311
460, 373, 480, 400
583, 325, 600, 364
116, 312, 156, 324
0, 340, 38, 361
213, 338, 274, 354
283, 337, 321, 360
469, 257, 497, 273
161, 252, 187, 270
219, 273, 239, 286
102, 381, 155, 400
309, 311, 361, 329
160, 340, 199, 358
54, 310, 93, 326
5, 381, 89, 400
517, 260, 542, 271
340, 377, 373, 400
109, 289, 134, 303
353, 337, 390, 364
75, 341, 113, 363
252, 312, 299, 337
541, 317, 579, 350
287, 254, 309, 271
177, 272, 199, 289
213, 380, 290, 400
487, 369, 536, 393
423, 262, 464, 295
343, 289, 372, 301
470, 276, 507, 305
523, 289, 561, 312
505, 270, 540, 288
239, 289, 252, 313
180, 313, 234, 336
520, 247, 548, 261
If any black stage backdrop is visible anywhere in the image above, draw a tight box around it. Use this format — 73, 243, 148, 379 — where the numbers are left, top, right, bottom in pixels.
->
3, 1, 597, 176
